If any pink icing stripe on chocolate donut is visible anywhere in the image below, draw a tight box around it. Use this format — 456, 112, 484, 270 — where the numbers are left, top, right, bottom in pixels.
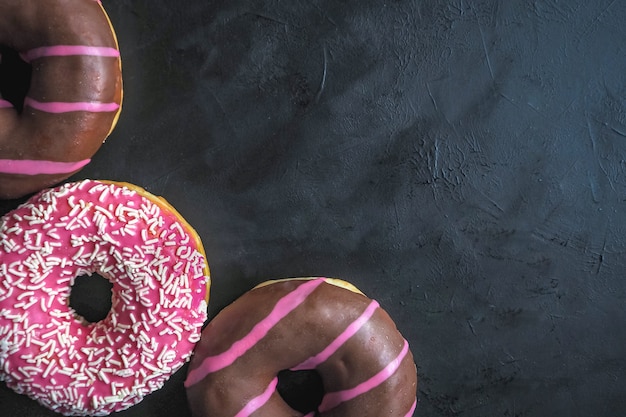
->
0, 158, 90, 175
405, 398, 417, 417
20, 45, 120, 62
24, 97, 119, 113
318, 339, 410, 412
291, 300, 380, 371
0, 99, 13, 108
234, 377, 279, 417
184, 279, 324, 387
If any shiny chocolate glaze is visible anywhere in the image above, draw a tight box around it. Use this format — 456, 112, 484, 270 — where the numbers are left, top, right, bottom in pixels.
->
186, 278, 417, 417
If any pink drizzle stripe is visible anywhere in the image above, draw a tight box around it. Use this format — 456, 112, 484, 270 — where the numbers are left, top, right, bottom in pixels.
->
0, 99, 12, 108
0, 159, 90, 175
291, 300, 380, 371
25, 97, 119, 113
318, 339, 410, 413
21, 45, 119, 62
233, 377, 278, 417
404, 398, 417, 417
184, 279, 325, 387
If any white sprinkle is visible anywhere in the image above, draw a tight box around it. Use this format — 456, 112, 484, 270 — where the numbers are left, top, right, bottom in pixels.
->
98, 370, 110, 384
42, 359, 57, 378
41, 330, 57, 340
16, 291, 34, 301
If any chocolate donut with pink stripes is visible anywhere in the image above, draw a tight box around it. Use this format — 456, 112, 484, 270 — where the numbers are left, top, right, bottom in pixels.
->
185, 277, 417, 417
0, 0, 123, 199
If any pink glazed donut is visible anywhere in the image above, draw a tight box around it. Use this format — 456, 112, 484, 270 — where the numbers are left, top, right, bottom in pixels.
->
0, 179, 210, 415
185, 277, 417, 417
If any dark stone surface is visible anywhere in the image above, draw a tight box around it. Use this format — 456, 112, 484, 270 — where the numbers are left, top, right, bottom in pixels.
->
2, 0, 626, 415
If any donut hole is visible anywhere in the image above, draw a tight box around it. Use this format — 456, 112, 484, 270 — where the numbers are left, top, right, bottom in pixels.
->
0, 46, 31, 113
276, 369, 324, 414
69, 273, 113, 324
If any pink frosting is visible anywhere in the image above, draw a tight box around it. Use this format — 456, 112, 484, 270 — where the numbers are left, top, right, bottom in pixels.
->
20, 45, 120, 62
24, 97, 120, 114
0, 159, 91, 175
0, 180, 210, 415
0, 99, 12, 108
233, 377, 278, 417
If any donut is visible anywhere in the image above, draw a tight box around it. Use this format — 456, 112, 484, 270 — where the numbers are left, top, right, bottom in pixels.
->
0, 179, 210, 415
185, 277, 417, 417
0, 0, 123, 200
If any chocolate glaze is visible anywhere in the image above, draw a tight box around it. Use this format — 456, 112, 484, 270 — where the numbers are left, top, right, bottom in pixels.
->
0, 0, 122, 199
185, 278, 417, 417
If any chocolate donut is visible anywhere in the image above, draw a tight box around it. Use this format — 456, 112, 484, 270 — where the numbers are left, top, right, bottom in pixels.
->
185, 277, 417, 417
0, 0, 123, 199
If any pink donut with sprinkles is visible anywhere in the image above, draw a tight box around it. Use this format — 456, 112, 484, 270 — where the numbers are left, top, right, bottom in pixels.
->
0, 0, 123, 199
185, 277, 417, 417
0, 179, 210, 415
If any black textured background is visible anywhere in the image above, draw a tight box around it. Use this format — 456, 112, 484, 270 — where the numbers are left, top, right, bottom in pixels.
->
2, 0, 626, 416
